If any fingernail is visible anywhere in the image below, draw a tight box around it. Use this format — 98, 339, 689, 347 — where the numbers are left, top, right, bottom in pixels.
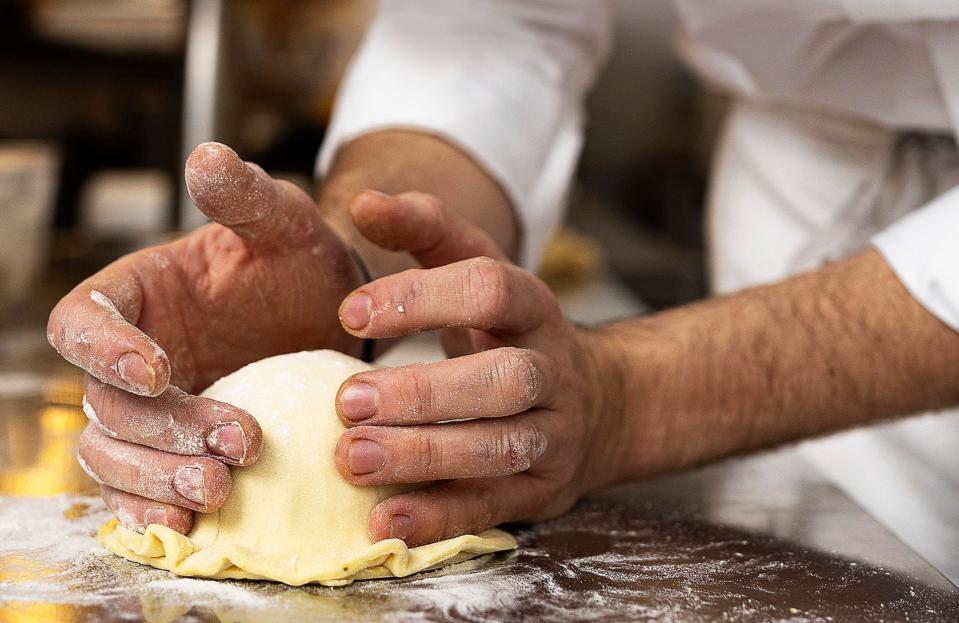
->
173, 466, 205, 504
117, 351, 155, 394
207, 422, 247, 462
340, 383, 377, 421
144, 507, 168, 526
348, 438, 386, 475
389, 514, 414, 540
340, 293, 372, 330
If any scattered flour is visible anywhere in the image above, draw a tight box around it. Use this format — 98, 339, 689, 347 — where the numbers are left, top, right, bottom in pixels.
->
1, 495, 956, 622
0, 495, 109, 562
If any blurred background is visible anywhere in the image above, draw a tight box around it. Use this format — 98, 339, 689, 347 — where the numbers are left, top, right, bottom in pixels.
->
0, 0, 722, 325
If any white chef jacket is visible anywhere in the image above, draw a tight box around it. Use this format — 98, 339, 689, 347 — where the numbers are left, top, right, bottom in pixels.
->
317, 0, 611, 270
318, 0, 959, 334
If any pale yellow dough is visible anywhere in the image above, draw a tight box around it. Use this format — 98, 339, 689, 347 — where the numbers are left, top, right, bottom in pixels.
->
99, 350, 516, 586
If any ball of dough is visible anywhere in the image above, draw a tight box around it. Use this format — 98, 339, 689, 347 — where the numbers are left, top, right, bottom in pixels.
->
99, 350, 516, 586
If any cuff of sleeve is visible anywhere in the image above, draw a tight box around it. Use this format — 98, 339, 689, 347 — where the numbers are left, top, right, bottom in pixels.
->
313, 7, 589, 270
872, 185, 959, 333
317, 119, 578, 271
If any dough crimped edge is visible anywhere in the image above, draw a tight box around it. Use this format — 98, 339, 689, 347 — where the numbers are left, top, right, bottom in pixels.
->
99, 519, 517, 586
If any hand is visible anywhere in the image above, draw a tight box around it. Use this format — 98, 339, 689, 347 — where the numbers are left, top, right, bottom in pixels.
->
332, 192, 628, 546
48, 143, 364, 533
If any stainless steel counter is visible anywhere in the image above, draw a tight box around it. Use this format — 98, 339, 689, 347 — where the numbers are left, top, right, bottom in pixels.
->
0, 315, 957, 621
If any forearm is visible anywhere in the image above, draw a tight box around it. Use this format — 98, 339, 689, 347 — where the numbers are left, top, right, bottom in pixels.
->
318, 130, 518, 277
597, 249, 959, 480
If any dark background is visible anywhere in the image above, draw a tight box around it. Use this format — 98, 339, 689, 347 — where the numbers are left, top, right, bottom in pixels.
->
0, 0, 722, 316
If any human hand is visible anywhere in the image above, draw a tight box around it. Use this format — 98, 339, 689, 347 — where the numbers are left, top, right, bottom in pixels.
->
333, 192, 628, 546
49, 142, 364, 533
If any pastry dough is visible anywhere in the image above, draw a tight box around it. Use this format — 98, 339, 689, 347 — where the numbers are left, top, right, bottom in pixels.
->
99, 350, 516, 586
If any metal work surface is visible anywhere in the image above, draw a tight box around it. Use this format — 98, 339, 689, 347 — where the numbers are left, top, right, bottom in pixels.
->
1, 327, 957, 622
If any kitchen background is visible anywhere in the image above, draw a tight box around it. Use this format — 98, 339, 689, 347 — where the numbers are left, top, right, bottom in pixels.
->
0, 0, 717, 322
1, 0, 955, 592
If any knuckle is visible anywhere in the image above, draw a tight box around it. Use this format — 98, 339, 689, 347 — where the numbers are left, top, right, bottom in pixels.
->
432, 493, 476, 539
394, 273, 427, 315
401, 366, 435, 421
46, 304, 64, 349
77, 424, 105, 459
110, 495, 144, 531
495, 348, 541, 406
78, 423, 97, 449
464, 257, 510, 328
439, 489, 493, 540
405, 191, 444, 216
411, 433, 444, 477
77, 427, 104, 482
525, 488, 566, 522
434, 499, 457, 541
82, 374, 106, 404
100, 486, 121, 511
482, 421, 548, 475
540, 490, 578, 521
167, 508, 195, 534
534, 278, 562, 315
469, 487, 497, 534
47, 298, 84, 360
81, 377, 122, 437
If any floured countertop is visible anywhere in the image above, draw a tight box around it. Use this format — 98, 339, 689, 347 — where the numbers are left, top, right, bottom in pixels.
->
2, 450, 957, 623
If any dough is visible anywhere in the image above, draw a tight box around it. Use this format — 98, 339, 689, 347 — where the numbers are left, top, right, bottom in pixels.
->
99, 350, 516, 586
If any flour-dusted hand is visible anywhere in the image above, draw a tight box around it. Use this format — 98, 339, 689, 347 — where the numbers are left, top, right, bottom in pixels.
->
333, 192, 629, 547
48, 142, 366, 534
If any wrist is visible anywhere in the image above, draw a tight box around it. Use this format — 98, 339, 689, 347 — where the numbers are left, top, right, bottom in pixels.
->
317, 129, 518, 269
582, 317, 694, 484
574, 324, 634, 491
317, 170, 415, 281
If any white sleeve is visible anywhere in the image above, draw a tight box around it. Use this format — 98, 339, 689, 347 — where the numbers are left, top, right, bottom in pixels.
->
871, 16, 959, 334
872, 185, 959, 333
316, 0, 612, 269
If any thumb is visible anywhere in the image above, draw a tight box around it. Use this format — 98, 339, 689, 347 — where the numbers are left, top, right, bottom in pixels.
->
349, 191, 509, 269
185, 142, 331, 252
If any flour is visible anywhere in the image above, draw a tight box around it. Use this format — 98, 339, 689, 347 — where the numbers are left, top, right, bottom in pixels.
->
139, 577, 270, 610
89, 289, 120, 314
0, 495, 108, 562
82, 395, 120, 439
81, 395, 99, 425
0, 494, 274, 614
2, 494, 956, 622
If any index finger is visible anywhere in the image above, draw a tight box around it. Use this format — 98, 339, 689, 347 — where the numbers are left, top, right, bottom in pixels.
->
339, 257, 559, 338
48, 259, 171, 396
84, 375, 263, 466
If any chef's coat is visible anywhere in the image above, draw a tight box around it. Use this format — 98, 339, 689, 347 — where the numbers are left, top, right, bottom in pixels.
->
318, 0, 959, 334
